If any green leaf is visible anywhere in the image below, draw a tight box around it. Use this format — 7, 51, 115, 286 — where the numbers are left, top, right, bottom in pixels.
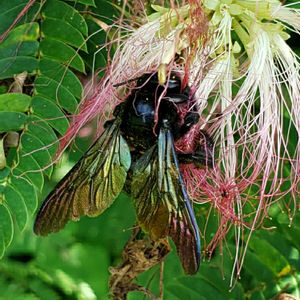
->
92, 0, 119, 25
4, 185, 28, 231
31, 96, 69, 135
28, 280, 62, 300
39, 59, 83, 99
0, 229, 5, 258
0, 0, 29, 35
0, 0, 41, 38
19, 132, 53, 177
0, 23, 39, 79
27, 116, 58, 159
0, 93, 31, 112
83, 19, 107, 71
204, 0, 219, 10
0, 41, 39, 59
243, 248, 276, 283
43, 0, 88, 36
0, 23, 39, 59
199, 264, 245, 299
0, 57, 38, 80
0, 204, 13, 258
66, 0, 96, 6
10, 175, 37, 215
34, 76, 78, 113
0, 23, 39, 46
167, 269, 245, 300
0, 167, 10, 180
13, 159, 44, 191
0, 138, 7, 169
41, 18, 88, 52
0, 112, 27, 132
277, 274, 300, 295
258, 230, 300, 269
167, 282, 207, 300
0, 86, 8, 94
249, 236, 291, 276
281, 224, 300, 252
40, 39, 85, 73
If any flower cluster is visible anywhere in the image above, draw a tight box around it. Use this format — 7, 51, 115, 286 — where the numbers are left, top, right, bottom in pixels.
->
59, 0, 300, 278
190, 0, 300, 277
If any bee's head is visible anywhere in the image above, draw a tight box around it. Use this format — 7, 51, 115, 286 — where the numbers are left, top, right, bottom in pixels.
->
136, 72, 190, 103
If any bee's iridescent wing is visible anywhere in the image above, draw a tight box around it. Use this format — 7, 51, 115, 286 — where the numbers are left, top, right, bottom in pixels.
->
131, 127, 200, 274
34, 119, 131, 236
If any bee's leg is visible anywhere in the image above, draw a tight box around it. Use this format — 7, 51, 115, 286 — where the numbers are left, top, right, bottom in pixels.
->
172, 111, 199, 140
103, 102, 126, 128
177, 151, 213, 168
103, 119, 114, 128
178, 131, 214, 167
182, 111, 200, 134
113, 102, 126, 117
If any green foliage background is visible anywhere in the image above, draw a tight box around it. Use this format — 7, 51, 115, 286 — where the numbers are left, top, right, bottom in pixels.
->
0, 0, 300, 299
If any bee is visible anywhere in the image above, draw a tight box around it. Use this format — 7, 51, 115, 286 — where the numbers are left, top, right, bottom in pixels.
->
34, 73, 214, 275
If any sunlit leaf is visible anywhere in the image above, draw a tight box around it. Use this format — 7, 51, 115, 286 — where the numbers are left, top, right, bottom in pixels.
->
0, 93, 31, 112
0, 23, 39, 46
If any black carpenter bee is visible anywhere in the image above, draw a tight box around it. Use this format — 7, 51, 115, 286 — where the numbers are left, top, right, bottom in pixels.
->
34, 73, 214, 274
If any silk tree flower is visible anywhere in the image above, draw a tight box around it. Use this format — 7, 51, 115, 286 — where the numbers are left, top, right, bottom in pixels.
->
57, 0, 300, 282
186, 0, 300, 282
58, 2, 208, 153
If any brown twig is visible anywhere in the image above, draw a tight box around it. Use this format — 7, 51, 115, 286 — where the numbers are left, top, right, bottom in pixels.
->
159, 262, 164, 300
109, 230, 170, 300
